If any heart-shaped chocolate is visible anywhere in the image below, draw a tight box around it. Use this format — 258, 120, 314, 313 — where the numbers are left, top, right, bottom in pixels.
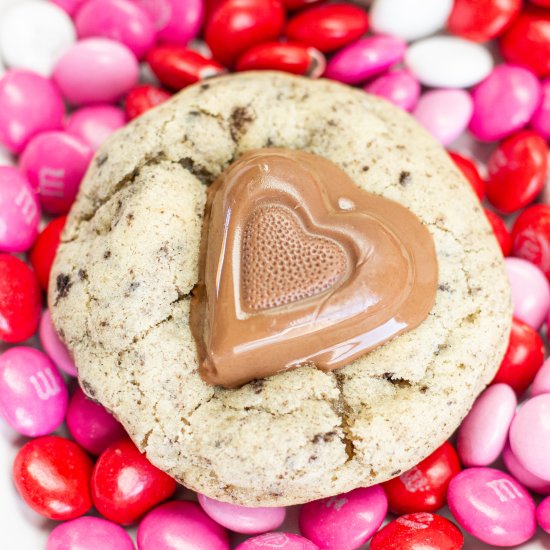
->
190, 149, 438, 388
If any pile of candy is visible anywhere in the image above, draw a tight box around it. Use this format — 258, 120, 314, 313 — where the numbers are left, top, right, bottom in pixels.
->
1, 0, 550, 548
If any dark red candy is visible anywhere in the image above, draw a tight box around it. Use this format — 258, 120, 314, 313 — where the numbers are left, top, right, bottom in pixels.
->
491, 317, 545, 394
13, 436, 93, 520
484, 208, 512, 256
448, 151, 485, 200
500, 8, 550, 77
205, 0, 286, 67
486, 131, 548, 214
29, 215, 66, 290
0, 254, 41, 343
382, 442, 461, 515
530, 0, 550, 6
91, 437, 177, 525
283, 0, 323, 10
370, 513, 464, 550
285, 3, 369, 53
147, 46, 225, 91
512, 204, 550, 278
447, 0, 521, 42
125, 84, 172, 120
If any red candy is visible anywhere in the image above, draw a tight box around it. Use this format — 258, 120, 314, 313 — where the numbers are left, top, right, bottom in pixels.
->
448, 151, 485, 200
0, 254, 41, 343
484, 208, 512, 256
370, 513, 464, 550
285, 3, 369, 53
500, 8, 550, 77
283, 0, 322, 9
486, 131, 548, 214
492, 317, 545, 394
205, 0, 286, 67
13, 436, 93, 521
382, 442, 461, 515
91, 437, 177, 525
125, 84, 172, 120
447, 0, 521, 42
29, 216, 67, 291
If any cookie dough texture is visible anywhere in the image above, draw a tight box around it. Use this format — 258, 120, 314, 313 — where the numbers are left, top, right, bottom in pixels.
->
50, 72, 512, 506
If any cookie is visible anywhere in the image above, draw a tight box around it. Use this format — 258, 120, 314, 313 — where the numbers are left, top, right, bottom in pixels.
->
50, 71, 512, 506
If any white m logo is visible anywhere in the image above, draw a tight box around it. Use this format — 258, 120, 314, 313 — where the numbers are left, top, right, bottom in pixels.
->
487, 479, 524, 503
29, 368, 61, 401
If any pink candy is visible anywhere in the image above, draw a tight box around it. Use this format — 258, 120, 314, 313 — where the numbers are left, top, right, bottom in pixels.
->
137, 500, 230, 550
235, 533, 319, 549
537, 496, 550, 534
50, 0, 89, 16
0, 347, 68, 437
531, 77, 550, 140
503, 443, 550, 495
299, 486, 388, 550
0, 167, 40, 253
531, 357, 550, 397
364, 69, 420, 112
0, 69, 65, 154
447, 467, 536, 546
39, 310, 77, 377
53, 38, 139, 105
19, 131, 93, 214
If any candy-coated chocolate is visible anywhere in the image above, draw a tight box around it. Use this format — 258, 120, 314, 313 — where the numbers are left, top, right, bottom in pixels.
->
0, 167, 40, 253
47, 516, 135, 550
447, 0, 521, 42
449, 152, 485, 201
531, 78, 550, 140
364, 70, 420, 112
30, 216, 66, 291
537, 496, 550, 533
484, 209, 512, 256
505, 257, 550, 329
491, 317, 544, 394
0, 69, 65, 154
13, 436, 93, 521
51, 0, 88, 16
0, 346, 68, 436
413, 89, 473, 146
39, 308, 77, 377
285, 4, 369, 53
53, 38, 140, 105
382, 442, 461, 515
235, 533, 319, 549
370, 512, 464, 550
448, 467, 536, 546
510, 394, 550, 481
137, 500, 230, 550
299, 486, 388, 550
457, 384, 516, 467
147, 45, 225, 90
205, 0, 285, 67
532, 357, 550, 397
0, 254, 41, 343
283, 0, 322, 9
324, 35, 406, 85
92, 437, 177, 524
469, 64, 541, 142
0, 144, 13, 167
198, 493, 286, 534
503, 443, 550, 495
125, 84, 172, 120
66, 105, 126, 151
531, 0, 550, 6
19, 131, 93, 215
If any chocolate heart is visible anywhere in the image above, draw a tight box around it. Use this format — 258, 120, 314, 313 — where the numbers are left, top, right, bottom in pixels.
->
190, 149, 438, 388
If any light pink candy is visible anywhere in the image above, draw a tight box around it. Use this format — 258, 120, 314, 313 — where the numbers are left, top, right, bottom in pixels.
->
19, 131, 93, 215
531, 77, 550, 140
503, 443, 550, 495
505, 257, 550, 330
0, 167, 40, 252
53, 38, 139, 105
324, 36, 406, 85
132, 0, 204, 45
75, 0, 157, 59
39, 309, 77, 377
66, 386, 126, 455
448, 467, 536, 546
65, 104, 126, 151
469, 64, 541, 142
198, 493, 286, 535
50, 0, 89, 16
457, 384, 516, 467
413, 89, 473, 146
47, 516, 135, 550
537, 496, 550, 534
510, 394, 550, 481
299, 486, 387, 550
235, 533, 319, 550
364, 69, 420, 112
531, 357, 550, 397
137, 500, 230, 550
0, 347, 68, 437
0, 69, 64, 154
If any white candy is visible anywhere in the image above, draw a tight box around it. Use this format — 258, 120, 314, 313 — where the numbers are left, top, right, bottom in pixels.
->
405, 37, 494, 89
370, 0, 453, 41
0, 1, 76, 77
